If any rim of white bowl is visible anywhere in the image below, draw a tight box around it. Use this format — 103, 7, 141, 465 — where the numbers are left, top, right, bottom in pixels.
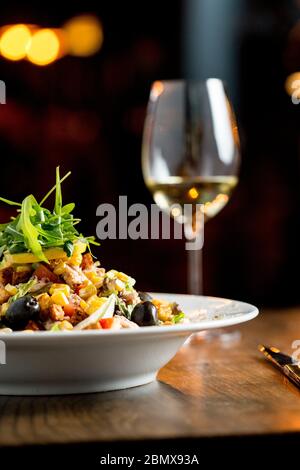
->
0, 293, 259, 341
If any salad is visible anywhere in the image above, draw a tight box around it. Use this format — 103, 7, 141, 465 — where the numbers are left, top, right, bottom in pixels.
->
0, 168, 185, 332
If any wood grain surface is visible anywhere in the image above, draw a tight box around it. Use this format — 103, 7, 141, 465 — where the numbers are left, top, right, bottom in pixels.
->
1, 308, 300, 448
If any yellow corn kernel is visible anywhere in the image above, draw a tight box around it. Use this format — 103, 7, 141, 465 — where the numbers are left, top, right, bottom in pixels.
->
49, 283, 70, 297
0, 302, 9, 316
68, 242, 86, 266
85, 271, 104, 288
4, 284, 18, 296
75, 241, 87, 253
117, 271, 135, 286
68, 248, 82, 267
117, 271, 129, 282
53, 260, 66, 276
158, 307, 173, 322
59, 320, 73, 330
79, 282, 97, 300
151, 299, 164, 308
80, 299, 88, 310
51, 320, 73, 331
115, 279, 125, 292
85, 295, 107, 315
70, 253, 82, 267
51, 291, 69, 307
36, 293, 51, 311
15, 265, 32, 273
152, 299, 173, 322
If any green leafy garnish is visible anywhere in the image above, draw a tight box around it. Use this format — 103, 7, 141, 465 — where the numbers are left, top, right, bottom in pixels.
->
0, 197, 21, 207
63, 240, 74, 258
54, 166, 62, 216
173, 312, 185, 324
17, 195, 48, 263
114, 295, 134, 319
50, 323, 61, 332
9, 277, 38, 303
0, 167, 99, 263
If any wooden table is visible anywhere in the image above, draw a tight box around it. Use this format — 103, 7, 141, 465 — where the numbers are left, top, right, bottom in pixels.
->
1, 308, 300, 463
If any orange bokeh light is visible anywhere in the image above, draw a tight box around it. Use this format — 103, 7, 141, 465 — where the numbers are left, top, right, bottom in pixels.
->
0, 24, 31, 61
63, 15, 103, 57
26, 29, 60, 66
285, 72, 300, 97
188, 187, 199, 200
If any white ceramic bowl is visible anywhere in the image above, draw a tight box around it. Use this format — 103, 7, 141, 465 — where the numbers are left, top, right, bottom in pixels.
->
0, 293, 258, 395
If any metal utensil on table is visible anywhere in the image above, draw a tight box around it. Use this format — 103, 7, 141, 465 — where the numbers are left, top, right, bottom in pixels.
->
259, 344, 300, 389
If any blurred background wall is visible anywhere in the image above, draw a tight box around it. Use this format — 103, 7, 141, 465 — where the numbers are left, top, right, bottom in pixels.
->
0, 0, 300, 306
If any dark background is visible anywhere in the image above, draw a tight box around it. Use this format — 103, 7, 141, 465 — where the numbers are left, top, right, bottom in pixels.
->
0, 0, 300, 307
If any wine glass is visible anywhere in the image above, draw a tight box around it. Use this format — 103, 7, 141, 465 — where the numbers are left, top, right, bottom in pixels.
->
142, 79, 240, 295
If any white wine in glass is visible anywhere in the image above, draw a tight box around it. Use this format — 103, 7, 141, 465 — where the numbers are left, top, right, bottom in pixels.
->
142, 79, 240, 295
147, 175, 238, 221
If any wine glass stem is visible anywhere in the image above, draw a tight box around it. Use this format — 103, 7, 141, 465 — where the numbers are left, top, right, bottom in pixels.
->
187, 243, 203, 295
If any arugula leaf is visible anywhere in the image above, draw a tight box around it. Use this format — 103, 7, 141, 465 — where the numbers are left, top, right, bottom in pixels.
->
55, 166, 62, 216
0, 197, 22, 206
9, 277, 38, 303
16, 195, 48, 263
39, 170, 71, 206
0, 167, 99, 262
61, 203, 75, 215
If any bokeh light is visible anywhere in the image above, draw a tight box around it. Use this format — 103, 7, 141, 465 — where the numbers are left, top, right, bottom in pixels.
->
188, 187, 199, 200
150, 81, 164, 100
285, 72, 300, 96
63, 14, 103, 57
0, 15, 104, 64
0, 24, 31, 61
26, 29, 60, 66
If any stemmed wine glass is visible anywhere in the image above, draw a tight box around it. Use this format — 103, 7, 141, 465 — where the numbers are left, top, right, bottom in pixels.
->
142, 79, 240, 295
